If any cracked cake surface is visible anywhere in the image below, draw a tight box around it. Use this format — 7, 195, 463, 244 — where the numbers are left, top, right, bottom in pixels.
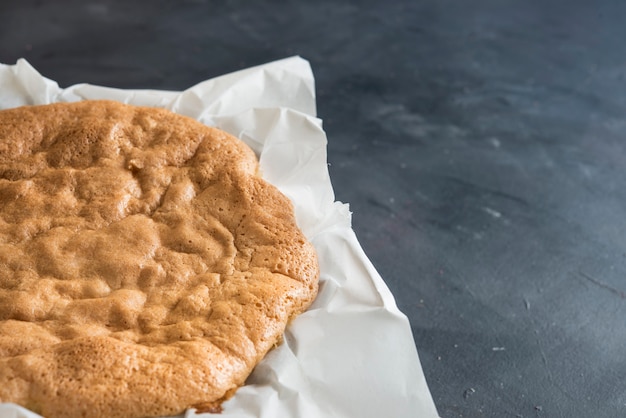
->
0, 100, 319, 418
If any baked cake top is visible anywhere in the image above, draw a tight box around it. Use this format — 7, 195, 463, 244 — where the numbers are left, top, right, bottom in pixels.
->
0, 100, 319, 418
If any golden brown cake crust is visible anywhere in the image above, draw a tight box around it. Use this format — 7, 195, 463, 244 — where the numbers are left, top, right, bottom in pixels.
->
0, 100, 319, 418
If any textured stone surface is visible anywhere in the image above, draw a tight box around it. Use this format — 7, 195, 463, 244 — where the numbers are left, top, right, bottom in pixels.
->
1, 1, 626, 416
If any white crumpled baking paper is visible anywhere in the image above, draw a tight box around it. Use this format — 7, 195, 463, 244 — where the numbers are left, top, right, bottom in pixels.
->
0, 57, 440, 418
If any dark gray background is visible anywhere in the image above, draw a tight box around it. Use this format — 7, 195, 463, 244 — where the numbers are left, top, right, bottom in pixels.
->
1, 1, 625, 417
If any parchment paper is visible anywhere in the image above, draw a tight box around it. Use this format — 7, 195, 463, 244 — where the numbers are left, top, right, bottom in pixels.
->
0, 57, 440, 418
